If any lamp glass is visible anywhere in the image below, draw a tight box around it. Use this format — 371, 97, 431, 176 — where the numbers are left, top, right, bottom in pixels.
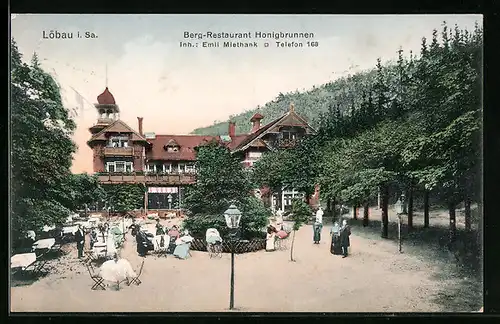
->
224, 204, 242, 229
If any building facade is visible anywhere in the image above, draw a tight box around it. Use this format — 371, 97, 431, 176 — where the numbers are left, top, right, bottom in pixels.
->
88, 87, 318, 213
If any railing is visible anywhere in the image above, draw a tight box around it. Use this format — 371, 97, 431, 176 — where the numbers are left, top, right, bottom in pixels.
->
276, 138, 300, 148
97, 172, 196, 184
103, 146, 134, 156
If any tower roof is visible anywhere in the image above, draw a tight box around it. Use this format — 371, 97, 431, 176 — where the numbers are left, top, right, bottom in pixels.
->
250, 112, 264, 122
97, 87, 116, 105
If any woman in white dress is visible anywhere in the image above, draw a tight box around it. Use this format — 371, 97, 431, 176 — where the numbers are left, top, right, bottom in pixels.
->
266, 225, 277, 252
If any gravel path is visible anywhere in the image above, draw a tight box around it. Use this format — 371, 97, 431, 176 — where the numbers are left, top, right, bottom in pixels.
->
10, 219, 476, 313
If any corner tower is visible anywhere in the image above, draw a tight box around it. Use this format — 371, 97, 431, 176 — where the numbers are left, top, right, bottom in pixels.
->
89, 87, 120, 134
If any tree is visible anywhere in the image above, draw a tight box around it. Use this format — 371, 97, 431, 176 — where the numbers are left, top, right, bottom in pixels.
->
59, 173, 106, 212
183, 140, 253, 215
183, 141, 270, 239
103, 184, 144, 214
289, 199, 311, 262
11, 39, 77, 237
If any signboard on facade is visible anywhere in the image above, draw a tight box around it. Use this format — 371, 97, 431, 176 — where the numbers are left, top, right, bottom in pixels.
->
144, 132, 156, 139
148, 187, 178, 194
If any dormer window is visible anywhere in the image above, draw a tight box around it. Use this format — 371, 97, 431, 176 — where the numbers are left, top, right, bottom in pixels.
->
164, 139, 180, 153
108, 136, 129, 148
167, 146, 179, 152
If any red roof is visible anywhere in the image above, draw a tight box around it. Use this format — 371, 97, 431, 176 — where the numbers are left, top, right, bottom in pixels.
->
97, 87, 116, 105
146, 135, 219, 161
226, 134, 249, 150
250, 113, 264, 122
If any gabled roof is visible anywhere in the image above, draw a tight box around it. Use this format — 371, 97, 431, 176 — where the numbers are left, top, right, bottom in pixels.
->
87, 119, 148, 144
225, 134, 249, 150
165, 139, 179, 146
232, 107, 316, 153
146, 135, 219, 161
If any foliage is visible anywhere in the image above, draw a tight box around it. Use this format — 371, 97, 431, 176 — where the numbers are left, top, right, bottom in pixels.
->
252, 136, 321, 199
251, 149, 293, 191
59, 173, 107, 211
289, 198, 312, 261
192, 22, 482, 243
182, 141, 271, 239
102, 184, 144, 214
290, 199, 312, 231
183, 140, 253, 215
10, 39, 78, 237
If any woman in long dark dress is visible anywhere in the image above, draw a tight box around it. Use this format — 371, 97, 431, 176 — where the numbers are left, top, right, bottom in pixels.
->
313, 222, 323, 244
330, 222, 341, 255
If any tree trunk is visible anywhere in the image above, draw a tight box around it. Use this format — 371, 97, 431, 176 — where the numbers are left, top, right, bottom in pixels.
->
363, 202, 369, 227
448, 202, 457, 244
423, 191, 429, 228
290, 230, 296, 262
464, 196, 472, 232
352, 204, 358, 220
381, 185, 389, 238
326, 198, 331, 214
407, 185, 414, 230
305, 194, 311, 205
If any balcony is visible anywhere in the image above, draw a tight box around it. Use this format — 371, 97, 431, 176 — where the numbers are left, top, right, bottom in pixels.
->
276, 138, 300, 148
97, 172, 196, 185
103, 146, 134, 157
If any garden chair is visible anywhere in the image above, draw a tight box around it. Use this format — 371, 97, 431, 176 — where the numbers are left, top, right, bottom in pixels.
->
207, 242, 223, 259
155, 237, 169, 258
85, 261, 105, 290
83, 248, 97, 263
127, 257, 145, 286
276, 236, 289, 251
24, 257, 49, 277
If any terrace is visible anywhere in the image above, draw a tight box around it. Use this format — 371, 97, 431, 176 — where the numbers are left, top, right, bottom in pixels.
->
97, 172, 196, 185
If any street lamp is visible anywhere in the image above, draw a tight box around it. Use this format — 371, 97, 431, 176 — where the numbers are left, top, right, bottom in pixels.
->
224, 204, 242, 310
395, 193, 407, 253
167, 194, 173, 210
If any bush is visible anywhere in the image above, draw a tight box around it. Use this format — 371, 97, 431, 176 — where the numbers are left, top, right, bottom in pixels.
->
183, 196, 271, 240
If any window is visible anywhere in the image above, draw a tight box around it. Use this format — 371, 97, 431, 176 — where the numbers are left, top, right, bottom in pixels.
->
108, 136, 129, 148
163, 164, 172, 173
281, 131, 297, 140
178, 163, 186, 173
146, 164, 156, 173
167, 146, 179, 152
185, 164, 195, 173
106, 161, 133, 173
115, 162, 125, 172
247, 151, 262, 160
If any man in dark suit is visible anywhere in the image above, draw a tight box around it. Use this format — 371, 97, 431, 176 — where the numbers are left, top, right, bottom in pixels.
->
75, 224, 85, 258
340, 219, 351, 258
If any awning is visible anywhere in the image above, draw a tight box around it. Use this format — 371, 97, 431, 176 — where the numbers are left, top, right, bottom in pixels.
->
148, 187, 178, 194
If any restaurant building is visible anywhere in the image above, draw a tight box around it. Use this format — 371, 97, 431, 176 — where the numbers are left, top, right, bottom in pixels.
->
87, 87, 319, 214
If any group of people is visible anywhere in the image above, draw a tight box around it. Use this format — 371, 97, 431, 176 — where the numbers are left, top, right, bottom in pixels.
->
130, 219, 187, 257
265, 209, 290, 252
313, 207, 351, 258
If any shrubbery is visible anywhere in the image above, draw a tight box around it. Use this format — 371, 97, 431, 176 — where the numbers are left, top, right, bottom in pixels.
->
182, 141, 271, 240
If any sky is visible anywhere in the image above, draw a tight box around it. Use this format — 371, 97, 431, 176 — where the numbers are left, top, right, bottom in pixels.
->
10, 14, 481, 174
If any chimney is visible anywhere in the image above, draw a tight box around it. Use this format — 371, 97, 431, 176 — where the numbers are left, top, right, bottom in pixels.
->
250, 112, 264, 133
228, 121, 236, 138
137, 117, 144, 135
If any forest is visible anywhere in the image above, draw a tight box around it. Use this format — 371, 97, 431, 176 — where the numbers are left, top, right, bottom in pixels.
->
248, 22, 482, 244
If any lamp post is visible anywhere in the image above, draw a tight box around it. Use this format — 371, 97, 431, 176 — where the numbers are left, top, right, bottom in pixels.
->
167, 194, 173, 210
395, 193, 407, 253
224, 204, 242, 310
